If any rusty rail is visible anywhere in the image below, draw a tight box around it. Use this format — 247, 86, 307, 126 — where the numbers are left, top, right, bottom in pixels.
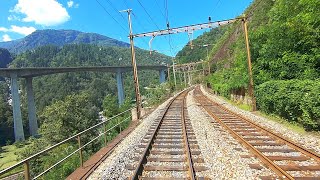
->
195, 86, 320, 179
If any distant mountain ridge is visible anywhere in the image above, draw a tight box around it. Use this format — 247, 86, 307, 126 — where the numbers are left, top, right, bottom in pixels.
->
0, 29, 130, 54
0, 48, 13, 68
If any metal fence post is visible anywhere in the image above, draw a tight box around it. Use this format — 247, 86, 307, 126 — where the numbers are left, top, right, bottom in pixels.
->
104, 125, 107, 146
77, 135, 83, 167
24, 160, 30, 180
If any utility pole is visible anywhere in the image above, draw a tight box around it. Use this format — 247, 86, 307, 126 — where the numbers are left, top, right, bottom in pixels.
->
121, 9, 142, 119
167, 64, 171, 82
172, 58, 177, 86
242, 16, 257, 111
203, 44, 210, 62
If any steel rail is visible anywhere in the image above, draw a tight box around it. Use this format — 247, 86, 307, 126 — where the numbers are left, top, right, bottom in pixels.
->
181, 93, 196, 179
203, 88, 320, 163
130, 89, 188, 179
197, 87, 320, 178
195, 89, 293, 179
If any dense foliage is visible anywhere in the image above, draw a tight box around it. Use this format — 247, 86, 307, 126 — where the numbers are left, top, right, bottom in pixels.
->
19, 93, 99, 178
177, 0, 319, 130
0, 82, 13, 145
0, 29, 130, 54
256, 80, 320, 130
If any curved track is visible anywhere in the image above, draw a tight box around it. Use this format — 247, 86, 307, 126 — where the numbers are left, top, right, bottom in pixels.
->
127, 90, 208, 179
194, 86, 320, 179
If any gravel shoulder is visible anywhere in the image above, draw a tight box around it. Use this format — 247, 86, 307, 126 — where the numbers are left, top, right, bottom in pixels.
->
200, 85, 320, 155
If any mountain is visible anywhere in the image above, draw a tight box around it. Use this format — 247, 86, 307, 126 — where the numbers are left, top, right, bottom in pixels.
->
0, 48, 13, 68
0, 29, 130, 54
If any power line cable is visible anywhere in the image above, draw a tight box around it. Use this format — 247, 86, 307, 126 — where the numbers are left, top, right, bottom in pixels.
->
136, 0, 176, 56
153, 0, 167, 22
163, 0, 176, 56
94, 0, 128, 33
137, 0, 162, 30
105, 0, 128, 23
211, 0, 222, 18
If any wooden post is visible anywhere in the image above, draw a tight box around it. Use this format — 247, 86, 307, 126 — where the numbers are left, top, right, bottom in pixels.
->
122, 9, 142, 119
167, 64, 170, 82
104, 125, 107, 146
242, 17, 257, 111
24, 161, 31, 180
77, 135, 83, 167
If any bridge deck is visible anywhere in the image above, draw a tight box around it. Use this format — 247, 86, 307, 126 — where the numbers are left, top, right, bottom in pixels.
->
0, 65, 167, 78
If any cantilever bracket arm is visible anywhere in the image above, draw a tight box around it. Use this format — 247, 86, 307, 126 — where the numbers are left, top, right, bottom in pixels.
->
131, 17, 243, 38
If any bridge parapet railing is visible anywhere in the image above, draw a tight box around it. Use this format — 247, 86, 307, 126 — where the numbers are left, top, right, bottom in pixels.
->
0, 107, 134, 180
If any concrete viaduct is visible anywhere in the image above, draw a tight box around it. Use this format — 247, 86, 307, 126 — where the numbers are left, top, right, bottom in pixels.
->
0, 65, 167, 142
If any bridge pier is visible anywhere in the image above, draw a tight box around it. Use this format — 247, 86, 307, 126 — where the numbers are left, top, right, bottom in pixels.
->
116, 70, 125, 105
159, 69, 165, 83
10, 73, 25, 141
26, 77, 38, 136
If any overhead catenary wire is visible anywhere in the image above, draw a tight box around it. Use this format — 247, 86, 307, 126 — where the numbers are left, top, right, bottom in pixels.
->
94, 0, 128, 33
153, 0, 167, 22
137, 0, 162, 30
136, 0, 174, 54
211, 0, 222, 18
105, 0, 128, 23
163, 0, 176, 56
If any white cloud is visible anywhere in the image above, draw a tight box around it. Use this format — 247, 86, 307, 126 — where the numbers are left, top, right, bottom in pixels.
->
8, 15, 21, 21
67, 0, 79, 8
67, 0, 74, 8
0, 25, 36, 36
0, 27, 9, 32
12, 0, 70, 26
10, 25, 36, 35
2, 34, 12, 42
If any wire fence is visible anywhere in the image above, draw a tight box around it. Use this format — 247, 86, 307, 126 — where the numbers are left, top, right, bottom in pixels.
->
0, 107, 135, 180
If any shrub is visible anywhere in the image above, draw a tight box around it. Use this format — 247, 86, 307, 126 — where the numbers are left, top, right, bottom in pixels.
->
256, 79, 320, 130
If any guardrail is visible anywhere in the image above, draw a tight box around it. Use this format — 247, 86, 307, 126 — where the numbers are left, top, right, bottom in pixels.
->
0, 108, 134, 180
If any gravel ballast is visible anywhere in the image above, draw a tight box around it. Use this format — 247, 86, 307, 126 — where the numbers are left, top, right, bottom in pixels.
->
88, 96, 174, 180
200, 85, 320, 155
186, 90, 276, 179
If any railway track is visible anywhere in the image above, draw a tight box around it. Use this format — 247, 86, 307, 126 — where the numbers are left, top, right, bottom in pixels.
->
126, 90, 208, 179
194, 86, 320, 179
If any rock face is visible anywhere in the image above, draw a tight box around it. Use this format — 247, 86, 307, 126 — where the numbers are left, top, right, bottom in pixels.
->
0, 29, 130, 54
0, 48, 13, 68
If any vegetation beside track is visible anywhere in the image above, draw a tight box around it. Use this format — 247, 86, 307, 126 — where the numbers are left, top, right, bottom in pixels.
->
177, 0, 319, 131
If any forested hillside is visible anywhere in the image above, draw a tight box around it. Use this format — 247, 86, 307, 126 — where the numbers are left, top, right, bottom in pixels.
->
0, 44, 170, 145
0, 48, 13, 68
177, 0, 320, 130
0, 29, 130, 54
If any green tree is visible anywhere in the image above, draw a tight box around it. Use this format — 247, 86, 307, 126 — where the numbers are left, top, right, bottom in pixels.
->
39, 92, 99, 144
102, 94, 118, 118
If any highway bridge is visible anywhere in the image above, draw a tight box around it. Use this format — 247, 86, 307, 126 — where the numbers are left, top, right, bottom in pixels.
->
0, 65, 167, 142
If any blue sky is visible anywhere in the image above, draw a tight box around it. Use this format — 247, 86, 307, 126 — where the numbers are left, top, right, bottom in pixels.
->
0, 0, 253, 56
